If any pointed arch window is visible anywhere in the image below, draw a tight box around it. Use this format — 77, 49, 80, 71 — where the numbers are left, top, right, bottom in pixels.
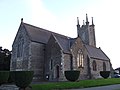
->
77, 49, 84, 68
92, 60, 97, 71
103, 62, 106, 71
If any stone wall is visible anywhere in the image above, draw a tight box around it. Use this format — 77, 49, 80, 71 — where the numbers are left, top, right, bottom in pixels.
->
63, 54, 71, 71
90, 58, 111, 79
70, 37, 89, 80
78, 25, 89, 45
88, 25, 96, 47
78, 24, 96, 47
70, 38, 84, 69
11, 24, 46, 81
29, 42, 45, 81
78, 47, 90, 80
62, 53, 71, 81
45, 35, 63, 81
10, 24, 30, 71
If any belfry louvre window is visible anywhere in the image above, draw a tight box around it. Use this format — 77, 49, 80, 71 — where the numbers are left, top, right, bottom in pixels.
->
77, 49, 84, 68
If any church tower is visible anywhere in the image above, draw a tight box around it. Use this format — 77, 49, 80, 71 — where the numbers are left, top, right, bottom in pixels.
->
77, 14, 96, 47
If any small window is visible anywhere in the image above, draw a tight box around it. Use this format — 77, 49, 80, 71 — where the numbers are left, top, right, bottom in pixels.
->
70, 55, 73, 70
77, 49, 84, 68
17, 43, 20, 57
50, 59, 53, 70
92, 60, 97, 71
103, 62, 106, 71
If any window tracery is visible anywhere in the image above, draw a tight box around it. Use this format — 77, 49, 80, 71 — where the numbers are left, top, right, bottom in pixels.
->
77, 49, 84, 68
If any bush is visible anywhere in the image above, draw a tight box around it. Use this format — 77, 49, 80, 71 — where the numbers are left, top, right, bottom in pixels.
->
14, 71, 34, 89
65, 70, 80, 82
0, 71, 9, 85
100, 71, 110, 79
7, 71, 15, 83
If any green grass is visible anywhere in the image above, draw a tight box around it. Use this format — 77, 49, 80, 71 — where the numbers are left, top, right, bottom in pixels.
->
31, 78, 120, 90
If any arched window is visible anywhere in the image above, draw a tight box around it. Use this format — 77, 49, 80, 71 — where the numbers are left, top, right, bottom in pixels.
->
77, 49, 84, 68
103, 62, 106, 71
92, 60, 97, 71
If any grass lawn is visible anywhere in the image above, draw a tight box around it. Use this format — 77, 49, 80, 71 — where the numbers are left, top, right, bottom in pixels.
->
31, 78, 120, 90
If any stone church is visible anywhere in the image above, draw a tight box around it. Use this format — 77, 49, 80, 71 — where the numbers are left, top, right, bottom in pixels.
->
10, 14, 111, 82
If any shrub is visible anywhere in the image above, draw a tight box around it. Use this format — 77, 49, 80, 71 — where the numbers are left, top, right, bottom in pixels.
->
0, 71, 9, 85
14, 71, 34, 89
7, 71, 15, 83
65, 70, 80, 82
100, 71, 110, 79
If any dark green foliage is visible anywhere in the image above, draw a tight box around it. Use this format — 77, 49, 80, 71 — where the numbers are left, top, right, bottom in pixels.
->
7, 71, 15, 83
0, 71, 9, 85
100, 71, 110, 79
65, 70, 80, 81
0, 47, 11, 71
13, 71, 34, 89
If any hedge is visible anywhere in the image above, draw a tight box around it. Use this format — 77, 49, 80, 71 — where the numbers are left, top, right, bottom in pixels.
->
100, 71, 110, 79
65, 70, 80, 81
13, 71, 34, 89
0, 71, 9, 85
7, 71, 15, 83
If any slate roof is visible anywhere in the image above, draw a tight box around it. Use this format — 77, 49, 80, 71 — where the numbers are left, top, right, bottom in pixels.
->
23, 23, 52, 43
23, 22, 71, 53
85, 45, 110, 60
53, 34, 70, 53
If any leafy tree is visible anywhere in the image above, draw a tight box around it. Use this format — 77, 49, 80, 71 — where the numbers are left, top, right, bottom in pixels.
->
0, 46, 11, 71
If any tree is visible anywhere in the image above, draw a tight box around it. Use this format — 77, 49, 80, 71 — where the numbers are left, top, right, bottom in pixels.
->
0, 47, 11, 71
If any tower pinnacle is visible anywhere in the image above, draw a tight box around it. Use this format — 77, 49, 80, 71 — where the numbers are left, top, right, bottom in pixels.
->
86, 14, 89, 25
77, 17, 80, 25
92, 17, 94, 26
77, 17, 80, 37
83, 20, 85, 25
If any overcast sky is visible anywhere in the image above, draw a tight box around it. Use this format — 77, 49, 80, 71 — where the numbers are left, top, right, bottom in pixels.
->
0, 0, 120, 69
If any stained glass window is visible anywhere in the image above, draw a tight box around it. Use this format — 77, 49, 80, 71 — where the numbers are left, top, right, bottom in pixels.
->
77, 49, 84, 68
